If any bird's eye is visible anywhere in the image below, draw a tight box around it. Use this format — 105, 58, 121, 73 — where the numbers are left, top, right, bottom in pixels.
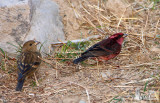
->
29, 43, 32, 46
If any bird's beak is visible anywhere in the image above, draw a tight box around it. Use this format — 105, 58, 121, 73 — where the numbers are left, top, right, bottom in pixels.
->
123, 34, 128, 37
34, 41, 40, 45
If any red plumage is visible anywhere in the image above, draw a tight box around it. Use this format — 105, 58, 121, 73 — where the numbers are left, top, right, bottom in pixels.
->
73, 33, 127, 64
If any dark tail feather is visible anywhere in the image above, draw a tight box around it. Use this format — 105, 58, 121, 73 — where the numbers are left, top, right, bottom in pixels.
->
16, 73, 25, 91
73, 56, 89, 64
16, 79, 25, 91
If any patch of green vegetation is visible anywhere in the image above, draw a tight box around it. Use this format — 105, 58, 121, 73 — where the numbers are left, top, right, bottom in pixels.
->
8, 70, 13, 74
0, 48, 6, 56
156, 35, 160, 39
39, 40, 47, 52
109, 96, 123, 103
150, 0, 160, 4
152, 56, 160, 60
0, 47, 17, 72
154, 41, 159, 45
144, 81, 148, 92
150, 0, 160, 9
55, 41, 90, 62
7, 42, 22, 53
31, 81, 37, 87
0, 48, 5, 71
1, 60, 5, 71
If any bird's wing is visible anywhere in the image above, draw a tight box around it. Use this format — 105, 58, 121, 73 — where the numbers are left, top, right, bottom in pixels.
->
82, 42, 114, 57
82, 37, 122, 57
17, 52, 41, 80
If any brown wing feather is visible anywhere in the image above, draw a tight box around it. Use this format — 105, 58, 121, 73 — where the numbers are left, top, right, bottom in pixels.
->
17, 51, 41, 78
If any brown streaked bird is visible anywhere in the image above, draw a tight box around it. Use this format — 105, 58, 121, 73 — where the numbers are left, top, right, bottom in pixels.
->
16, 40, 41, 91
73, 33, 128, 64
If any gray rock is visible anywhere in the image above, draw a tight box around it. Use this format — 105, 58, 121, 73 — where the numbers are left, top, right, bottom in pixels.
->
24, 0, 65, 56
0, 0, 65, 57
0, 0, 30, 56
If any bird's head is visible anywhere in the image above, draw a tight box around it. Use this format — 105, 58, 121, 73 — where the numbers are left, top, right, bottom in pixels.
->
22, 40, 40, 52
109, 33, 128, 45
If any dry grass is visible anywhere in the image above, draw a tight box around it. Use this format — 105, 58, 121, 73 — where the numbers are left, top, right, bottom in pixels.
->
0, 0, 160, 103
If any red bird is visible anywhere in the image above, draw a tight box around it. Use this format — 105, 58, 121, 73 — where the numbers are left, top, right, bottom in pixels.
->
73, 33, 127, 64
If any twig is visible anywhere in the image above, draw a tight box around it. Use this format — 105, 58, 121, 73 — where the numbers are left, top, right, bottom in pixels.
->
105, 91, 128, 102
122, 62, 160, 68
55, 62, 58, 78
34, 73, 39, 86
69, 82, 91, 103
116, 5, 129, 31
38, 57, 57, 70
111, 18, 139, 20
52, 35, 101, 46
154, 18, 160, 38
141, 9, 149, 45
124, 77, 154, 85
51, 81, 91, 103
113, 86, 160, 89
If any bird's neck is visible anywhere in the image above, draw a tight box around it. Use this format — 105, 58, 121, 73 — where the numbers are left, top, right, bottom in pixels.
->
116, 37, 124, 45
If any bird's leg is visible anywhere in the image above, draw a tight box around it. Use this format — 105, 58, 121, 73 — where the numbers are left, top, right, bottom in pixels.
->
96, 58, 100, 77
75, 64, 81, 72
34, 73, 39, 86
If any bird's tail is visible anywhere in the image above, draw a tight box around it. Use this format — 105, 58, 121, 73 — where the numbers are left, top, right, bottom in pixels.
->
16, 73, 25, 91
73, 56, 89, 64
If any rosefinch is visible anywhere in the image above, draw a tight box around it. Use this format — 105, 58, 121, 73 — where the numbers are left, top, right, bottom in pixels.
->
73, 33, 127, 64
16, 40, 41, 91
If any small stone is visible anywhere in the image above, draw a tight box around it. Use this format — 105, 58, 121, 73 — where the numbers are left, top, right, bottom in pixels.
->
79, 100, 86, 103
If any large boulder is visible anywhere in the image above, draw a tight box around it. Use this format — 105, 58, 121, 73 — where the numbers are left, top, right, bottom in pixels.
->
0, 0, 30, 56
0, 0, 65, 57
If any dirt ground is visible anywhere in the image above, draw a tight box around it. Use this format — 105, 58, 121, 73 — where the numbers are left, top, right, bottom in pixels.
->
0, 0, 160, 103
